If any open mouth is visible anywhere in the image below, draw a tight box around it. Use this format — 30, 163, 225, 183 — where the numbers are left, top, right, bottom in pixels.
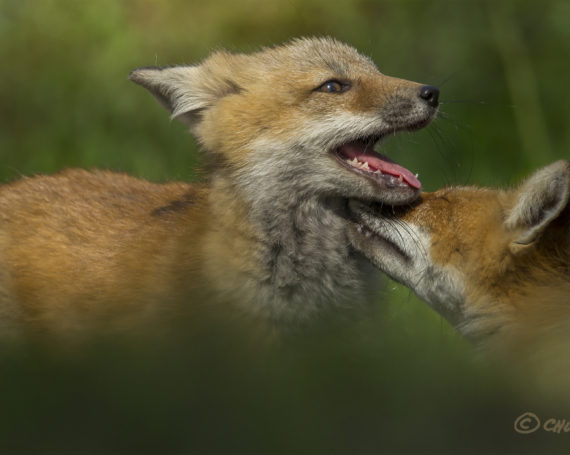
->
347, 199, 413, 264
334, 137, 421, 190
355, 222, 411, 264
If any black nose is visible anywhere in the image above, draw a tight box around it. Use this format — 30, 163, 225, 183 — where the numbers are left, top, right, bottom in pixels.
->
419, 85, 439, 107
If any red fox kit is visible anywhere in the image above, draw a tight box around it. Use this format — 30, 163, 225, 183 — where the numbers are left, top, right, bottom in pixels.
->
349, 160, 570, 351
0, 38, 439, 330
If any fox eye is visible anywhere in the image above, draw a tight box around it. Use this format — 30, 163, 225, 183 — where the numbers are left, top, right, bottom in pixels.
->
315, 80, 349, 93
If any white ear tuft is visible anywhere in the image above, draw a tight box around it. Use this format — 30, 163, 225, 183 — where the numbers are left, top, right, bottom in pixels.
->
129, 66, 215, 121
129, 57, 243, 126
506, 160, 570, 249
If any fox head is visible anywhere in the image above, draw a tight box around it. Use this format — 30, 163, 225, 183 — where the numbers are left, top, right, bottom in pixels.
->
129, 37, 438, 208
348, 160, 570, 345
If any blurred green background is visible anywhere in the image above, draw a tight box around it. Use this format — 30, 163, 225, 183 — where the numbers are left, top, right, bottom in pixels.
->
1, 0, 569, 454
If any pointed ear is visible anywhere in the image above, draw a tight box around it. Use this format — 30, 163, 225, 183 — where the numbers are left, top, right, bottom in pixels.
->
129, 58, 241, 126
129, 66, 206, 120
505, 160, 570, 253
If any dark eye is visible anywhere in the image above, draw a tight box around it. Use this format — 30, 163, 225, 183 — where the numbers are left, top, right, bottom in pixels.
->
315, 80, 349, 93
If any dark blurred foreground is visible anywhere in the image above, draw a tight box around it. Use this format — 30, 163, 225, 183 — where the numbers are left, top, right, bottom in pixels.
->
1, 296, 568, 455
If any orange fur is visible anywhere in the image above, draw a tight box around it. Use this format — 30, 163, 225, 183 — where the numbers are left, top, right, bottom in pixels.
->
0, 170, 209, 328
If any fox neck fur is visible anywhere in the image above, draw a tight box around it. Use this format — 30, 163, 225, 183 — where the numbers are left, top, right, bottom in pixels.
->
203, 171, 376, 324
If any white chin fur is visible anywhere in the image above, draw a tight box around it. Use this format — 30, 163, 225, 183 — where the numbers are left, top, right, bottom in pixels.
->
349, 202, 466, 326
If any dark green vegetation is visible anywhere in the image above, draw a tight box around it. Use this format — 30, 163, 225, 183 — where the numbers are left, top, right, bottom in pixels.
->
1, 0, 569, 453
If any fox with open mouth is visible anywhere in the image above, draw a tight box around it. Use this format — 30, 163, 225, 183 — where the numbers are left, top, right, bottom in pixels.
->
0, 37, 438, 330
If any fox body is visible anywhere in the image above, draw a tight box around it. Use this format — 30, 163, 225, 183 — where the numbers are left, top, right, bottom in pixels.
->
349, 161, 570, 352
0, 38, 439, 330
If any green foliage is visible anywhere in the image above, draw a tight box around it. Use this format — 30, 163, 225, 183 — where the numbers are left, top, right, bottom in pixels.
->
0, 0, 569, 453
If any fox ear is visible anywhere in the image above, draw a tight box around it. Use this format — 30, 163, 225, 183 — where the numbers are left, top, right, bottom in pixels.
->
129, 66, 206, 121
129, 60, 240, 126
505, 160, 570, 253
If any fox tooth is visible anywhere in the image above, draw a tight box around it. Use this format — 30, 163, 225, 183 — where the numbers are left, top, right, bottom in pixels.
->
362, 162, 369, 170
398, 175, 403, 182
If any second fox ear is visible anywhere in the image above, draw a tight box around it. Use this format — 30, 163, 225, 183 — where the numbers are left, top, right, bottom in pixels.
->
129, 58, 240, 126
505, 160, 570, 253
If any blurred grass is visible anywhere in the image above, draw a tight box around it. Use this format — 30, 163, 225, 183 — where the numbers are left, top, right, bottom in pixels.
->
1, 0, 569, 453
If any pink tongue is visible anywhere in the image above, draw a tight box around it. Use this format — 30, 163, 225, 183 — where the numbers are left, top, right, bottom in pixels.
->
341, 142, 421, 189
